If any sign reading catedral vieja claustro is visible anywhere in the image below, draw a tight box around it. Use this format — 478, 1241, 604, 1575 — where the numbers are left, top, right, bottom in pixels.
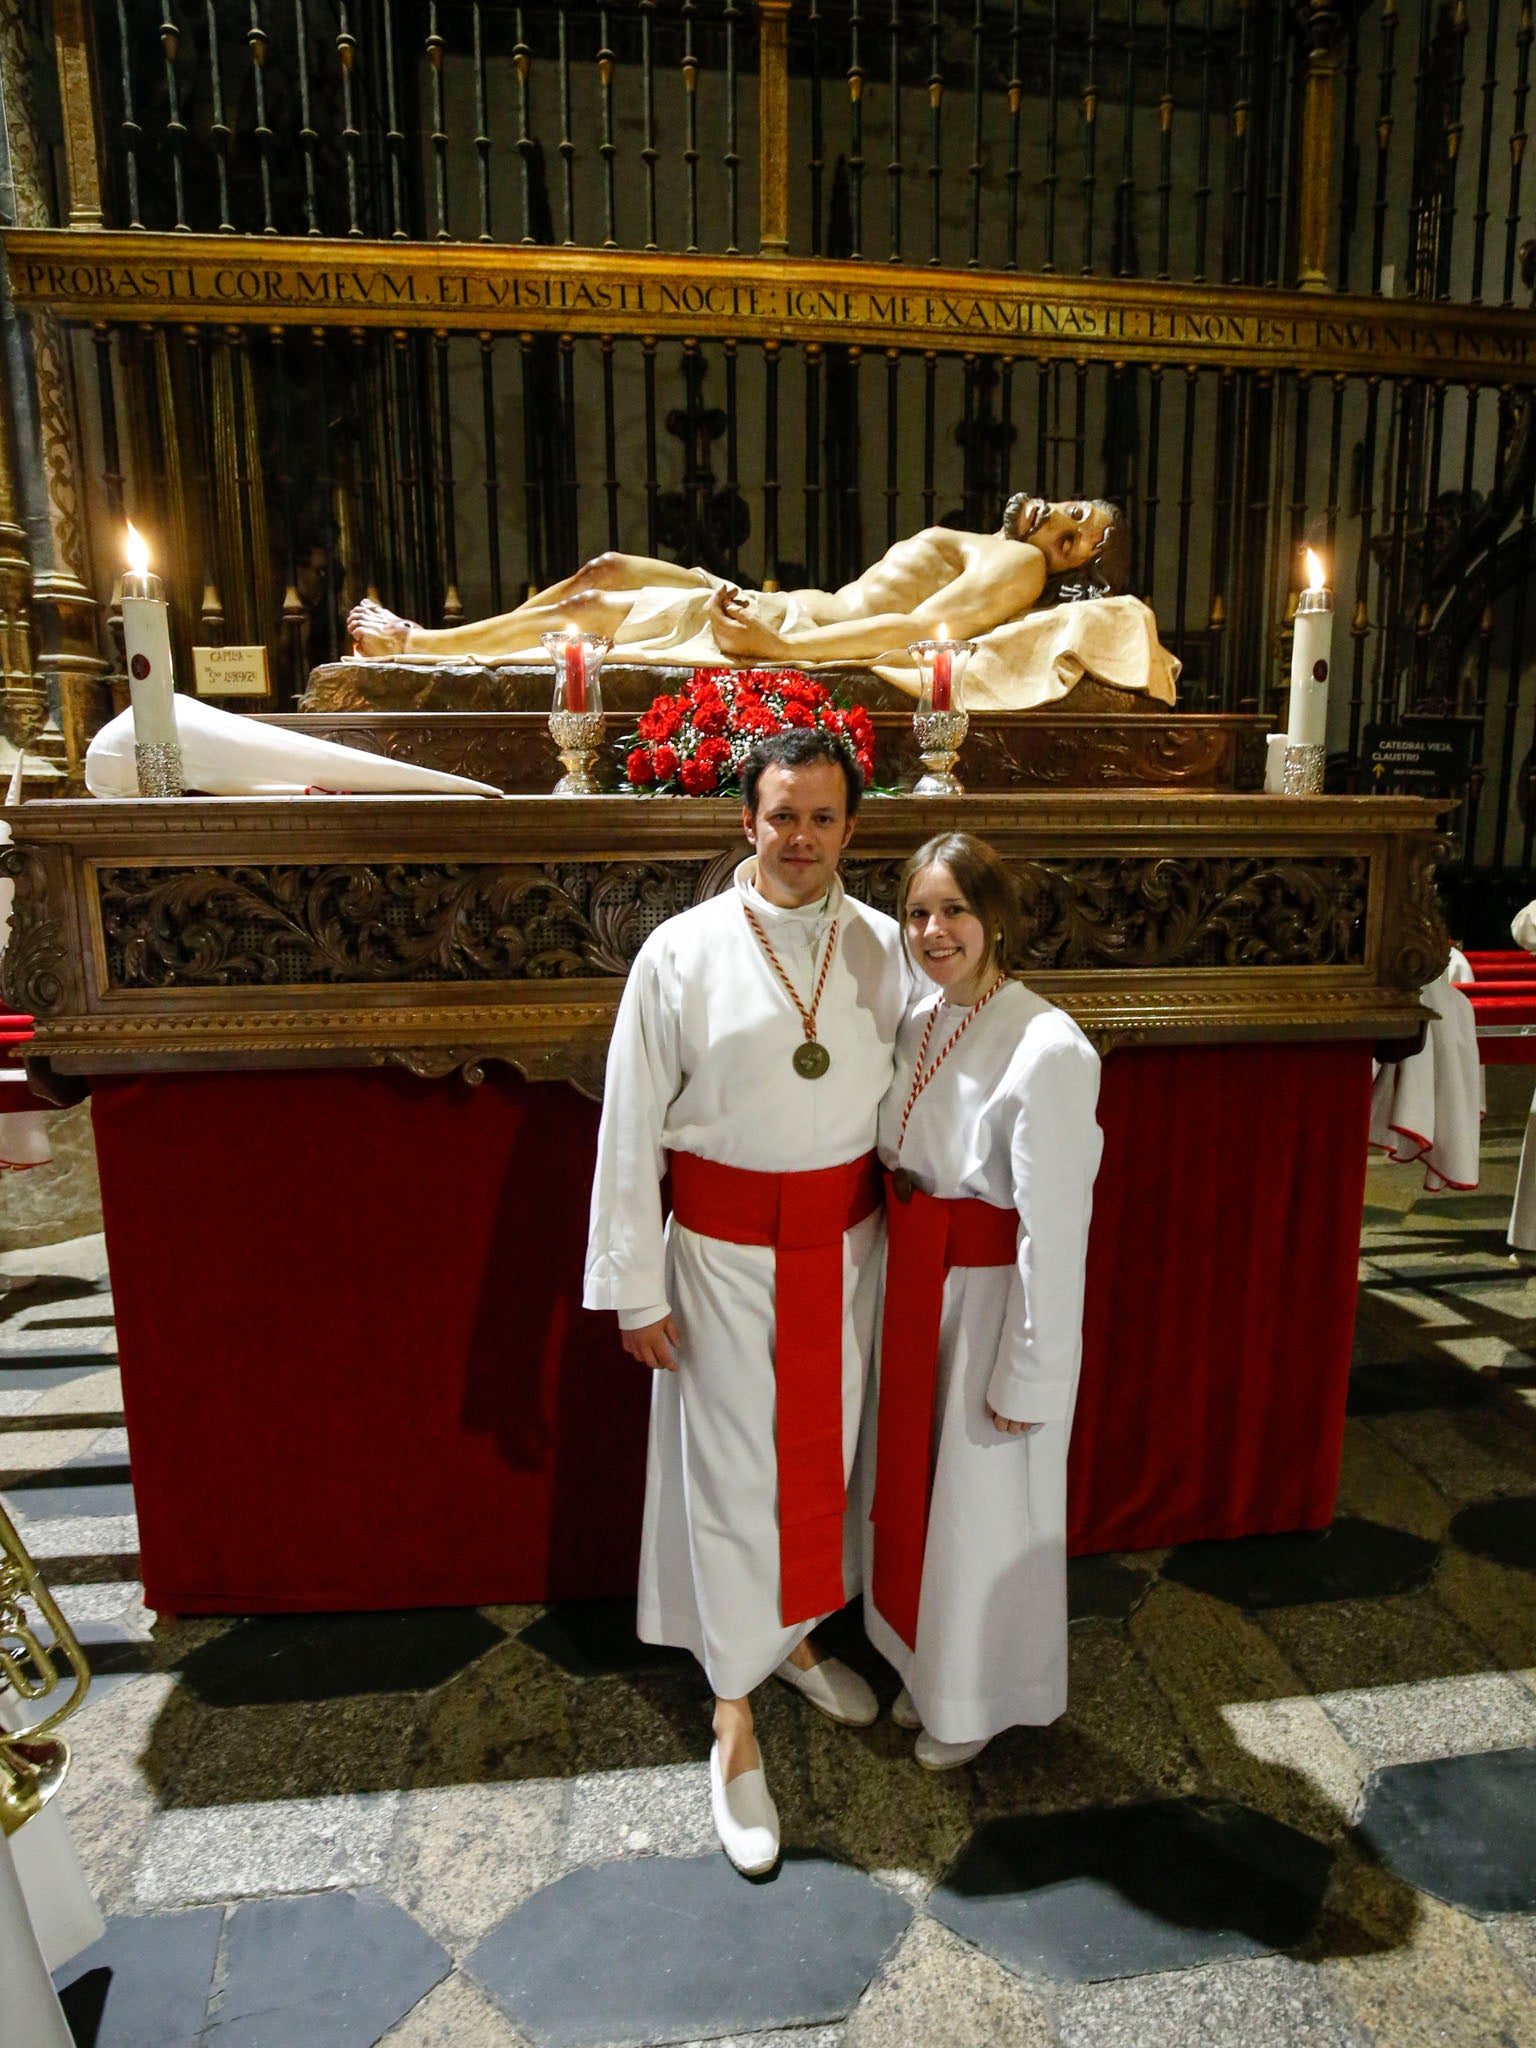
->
6, 233, 1535, 380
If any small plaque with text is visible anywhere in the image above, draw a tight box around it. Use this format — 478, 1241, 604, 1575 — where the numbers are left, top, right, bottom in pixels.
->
193, 645, 270, 698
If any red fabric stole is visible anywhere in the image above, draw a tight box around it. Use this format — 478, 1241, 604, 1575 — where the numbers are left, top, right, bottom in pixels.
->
871, 1174, 1020, 1650
668, 1149, 881, 1626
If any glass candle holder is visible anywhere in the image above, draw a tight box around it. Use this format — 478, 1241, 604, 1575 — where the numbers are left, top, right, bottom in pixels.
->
541, 631, 612, 795
907, 637, 975, 795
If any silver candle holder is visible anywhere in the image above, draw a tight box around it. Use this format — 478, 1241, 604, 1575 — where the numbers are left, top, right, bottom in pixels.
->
541, 631, 612, 796
907, 636, 976, 795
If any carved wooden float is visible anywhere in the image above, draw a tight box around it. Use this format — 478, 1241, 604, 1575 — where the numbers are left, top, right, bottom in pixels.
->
0, 791, 1450, 1096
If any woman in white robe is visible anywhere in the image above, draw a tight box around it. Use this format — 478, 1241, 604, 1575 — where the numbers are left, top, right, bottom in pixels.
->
864, 832, 1103, 1767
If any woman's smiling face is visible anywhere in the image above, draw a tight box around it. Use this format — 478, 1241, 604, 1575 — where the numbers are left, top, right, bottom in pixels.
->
904, 862, 993, 1001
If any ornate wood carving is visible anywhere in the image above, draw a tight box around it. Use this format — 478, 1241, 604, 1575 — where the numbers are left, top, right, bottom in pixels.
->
97, 859, 703, 990
94, 848, 1367, 991
8, 232, 1536, 383
1, 791, 1451, 1081
265, 707, 1269, 796
0, 843, 73, 1016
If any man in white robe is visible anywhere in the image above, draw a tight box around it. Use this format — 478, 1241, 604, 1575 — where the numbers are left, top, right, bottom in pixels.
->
584, 730, 908, 1873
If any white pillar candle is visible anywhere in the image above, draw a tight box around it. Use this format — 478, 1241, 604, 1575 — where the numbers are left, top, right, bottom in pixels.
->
121, 524, 179, 756
1287, 549, 1334, 751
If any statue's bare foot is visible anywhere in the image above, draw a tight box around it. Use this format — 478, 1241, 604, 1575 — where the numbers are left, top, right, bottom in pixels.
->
347, 598, 415, 658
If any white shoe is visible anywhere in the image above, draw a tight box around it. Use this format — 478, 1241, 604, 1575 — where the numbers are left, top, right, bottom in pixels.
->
914, 1728, 990, 1771
709, 1742, 780, 1876
772, 1654, 879, 1727
891, 1685, 921, 1731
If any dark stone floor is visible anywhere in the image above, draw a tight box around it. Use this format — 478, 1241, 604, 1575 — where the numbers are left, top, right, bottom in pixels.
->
5, 1144, 1536, 2045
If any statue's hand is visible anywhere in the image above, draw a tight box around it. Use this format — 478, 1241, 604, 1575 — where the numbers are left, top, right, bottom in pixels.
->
708, 585, 790, 661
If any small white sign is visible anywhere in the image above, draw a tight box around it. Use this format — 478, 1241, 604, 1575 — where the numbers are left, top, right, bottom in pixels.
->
193, 645, 271, 698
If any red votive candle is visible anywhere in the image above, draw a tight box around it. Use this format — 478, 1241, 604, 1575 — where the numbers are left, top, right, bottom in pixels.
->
931, 643, 953, 712
563, 637, 588, 713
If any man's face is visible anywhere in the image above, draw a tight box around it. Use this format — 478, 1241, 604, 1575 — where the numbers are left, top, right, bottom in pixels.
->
743, 761, 855, 908
1003, 497, 1116, 576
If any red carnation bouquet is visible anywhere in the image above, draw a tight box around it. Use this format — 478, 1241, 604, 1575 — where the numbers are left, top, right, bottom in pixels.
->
622, 668, 876, 796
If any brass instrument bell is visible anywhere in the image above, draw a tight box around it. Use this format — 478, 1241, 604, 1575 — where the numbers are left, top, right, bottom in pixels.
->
0, 1499, 90, 1836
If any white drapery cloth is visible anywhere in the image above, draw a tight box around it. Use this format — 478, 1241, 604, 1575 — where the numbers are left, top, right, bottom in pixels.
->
1368, 956, 1481, 1193
584, 859, 908, 1697
1504, 905, 1536, 1250
84, 694, 501, 798
862, 982, 1103, 1744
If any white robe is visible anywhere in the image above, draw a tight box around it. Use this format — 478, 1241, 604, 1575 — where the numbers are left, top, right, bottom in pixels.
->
863, 981, 1103, 1743
584, 859, 907, 1698
1507, 906, 1536, 1251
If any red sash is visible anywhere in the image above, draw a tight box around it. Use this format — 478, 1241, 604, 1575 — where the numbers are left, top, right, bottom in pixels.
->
669, 1149, 882, 1627
871, 1171, 1020, 1650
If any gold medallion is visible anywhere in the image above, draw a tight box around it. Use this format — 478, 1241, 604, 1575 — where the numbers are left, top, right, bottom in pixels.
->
793, 1040, 831, 1079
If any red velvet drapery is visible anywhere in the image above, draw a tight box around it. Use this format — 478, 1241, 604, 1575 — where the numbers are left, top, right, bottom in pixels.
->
91, 1043, 1371, 1613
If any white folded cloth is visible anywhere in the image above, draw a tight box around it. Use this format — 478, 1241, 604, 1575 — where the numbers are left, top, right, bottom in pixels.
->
85, 695, 501, 799
1369, 968, 1482, 1192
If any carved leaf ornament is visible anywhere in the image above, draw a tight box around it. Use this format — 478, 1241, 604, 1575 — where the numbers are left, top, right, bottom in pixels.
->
99, 860, 703, 989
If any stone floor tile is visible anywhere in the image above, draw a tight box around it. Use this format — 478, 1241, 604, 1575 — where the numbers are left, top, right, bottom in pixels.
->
1050, 1955, 1367, 2048
0, 1424, 119, 1467
564, 1760, 715, 1864
1350, 1310, 1423, 1364
1356, 1748, 1536, 1914
1130, 1579, 1363, 1840
930, 1798, 1333, 1984
58, 1671, 190, 1913
207, 1889, 450, 2046
55, 1579, 152, 1630
19, 1365, 122, 1416
1450, 1494, 1536, 1569
567, 1672, 715, 1776
1318, 1859, 1536, 2047
1371, 1406, 1536, 1502
670, 2031, 844, 2048
1066, 1556, 1153, 1623
468, 1853, 910, 2048
133, 1790, 400, 1906
843, 1916, 1058, 2048
382, 1780, 569, 1956
1347, 1353, 1494, 1416
1257, 1591, 1492, 1698
1432, 1547, 1536, 1674
411, 1632, 579, 1787
1489, 1914, 1536, 1993
174, 1606, 505, 1707
379, 1970, 536, 2045
969, 1621, 1201, 1822
518, 1598, 695, 1680
1315, 1671, 1536, 1768
1161, 1518, 1440, 1609
1332, 1423, 1454, 1541
153, 1689, 422, 1806
790, 1689, 974, 1882
0, 1232, 109, 1277
11, 1509, 140, 1558
53, 1904, 224, 2048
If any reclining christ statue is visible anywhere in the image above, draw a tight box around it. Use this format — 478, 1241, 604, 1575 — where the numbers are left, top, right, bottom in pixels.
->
346, 494, 1180, 712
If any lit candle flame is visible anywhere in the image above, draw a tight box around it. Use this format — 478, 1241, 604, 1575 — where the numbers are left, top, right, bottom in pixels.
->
125, 522, 150, 576
937, 622, 949, 642
1305, 548, 1325, 592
